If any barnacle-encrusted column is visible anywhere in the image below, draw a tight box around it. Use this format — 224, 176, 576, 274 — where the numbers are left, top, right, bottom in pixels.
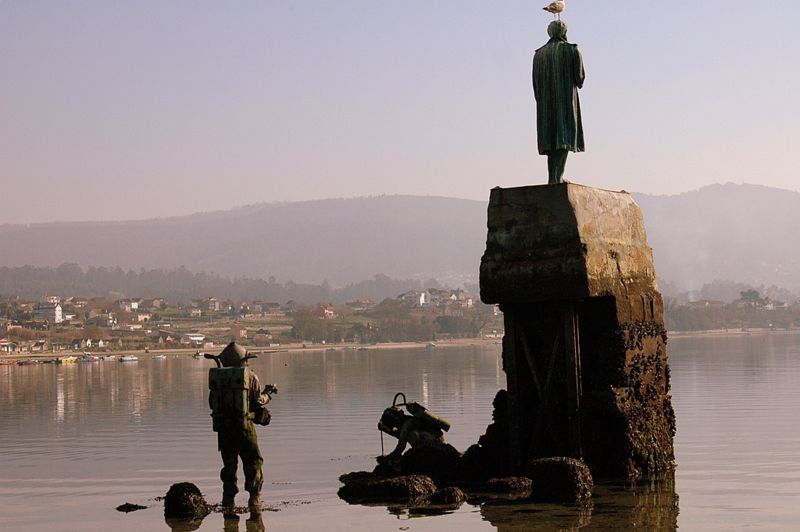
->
480, 183, 675, 480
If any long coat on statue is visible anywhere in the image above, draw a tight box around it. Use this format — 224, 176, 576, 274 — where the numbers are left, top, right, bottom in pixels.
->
533, 21, 585, 155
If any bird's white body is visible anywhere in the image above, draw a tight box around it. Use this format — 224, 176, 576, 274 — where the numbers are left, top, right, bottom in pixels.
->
543, 0, 566, 16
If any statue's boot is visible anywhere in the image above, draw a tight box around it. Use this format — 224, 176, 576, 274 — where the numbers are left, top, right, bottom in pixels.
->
248, 493, 262, 514
221, 491, 237, 518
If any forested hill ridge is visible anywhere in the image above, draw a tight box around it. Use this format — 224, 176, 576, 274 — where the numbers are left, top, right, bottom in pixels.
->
0, 196, 486, 286
2, 184, 800, 294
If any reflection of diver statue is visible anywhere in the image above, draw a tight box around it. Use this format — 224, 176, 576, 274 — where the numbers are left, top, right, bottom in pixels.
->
377, 393, 451, 466
222, 512, 266, 532
533, 20, 585, 184
164, 512, 265, 532
206, 342, 278, 514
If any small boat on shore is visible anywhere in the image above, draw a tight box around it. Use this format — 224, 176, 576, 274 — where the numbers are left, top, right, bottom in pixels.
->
119, 355, 138, 362
0, 360, 17, 366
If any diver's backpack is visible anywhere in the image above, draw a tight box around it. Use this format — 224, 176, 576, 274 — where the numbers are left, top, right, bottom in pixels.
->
208, 366, 258, 431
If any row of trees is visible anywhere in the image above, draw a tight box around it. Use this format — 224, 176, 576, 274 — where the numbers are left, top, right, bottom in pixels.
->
0, 264, 448, 305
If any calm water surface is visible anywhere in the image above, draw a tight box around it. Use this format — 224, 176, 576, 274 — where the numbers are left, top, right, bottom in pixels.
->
1, 336, 799, 531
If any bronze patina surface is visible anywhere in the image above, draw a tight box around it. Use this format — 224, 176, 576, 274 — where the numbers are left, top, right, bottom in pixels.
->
533, 21, 585, 183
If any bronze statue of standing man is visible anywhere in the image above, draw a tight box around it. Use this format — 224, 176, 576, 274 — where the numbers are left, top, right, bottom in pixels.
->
533, 20, 585, 184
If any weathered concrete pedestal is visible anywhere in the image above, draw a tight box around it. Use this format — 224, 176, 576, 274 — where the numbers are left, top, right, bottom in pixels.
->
480, 183, 675, 480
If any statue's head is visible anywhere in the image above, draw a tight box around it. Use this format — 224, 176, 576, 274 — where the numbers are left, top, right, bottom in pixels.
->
379, 406, 408, 431
218, 341, 256, 367
547, 20, 568, 41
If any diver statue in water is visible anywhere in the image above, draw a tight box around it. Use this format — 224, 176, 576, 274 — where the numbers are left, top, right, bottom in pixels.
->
207, 342, 277, 514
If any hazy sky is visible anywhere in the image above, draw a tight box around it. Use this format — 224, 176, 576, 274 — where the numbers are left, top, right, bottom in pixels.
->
2, 1, 799, 224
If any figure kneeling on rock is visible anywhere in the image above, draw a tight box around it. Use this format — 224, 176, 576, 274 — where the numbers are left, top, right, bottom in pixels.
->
377, 393, 451, 468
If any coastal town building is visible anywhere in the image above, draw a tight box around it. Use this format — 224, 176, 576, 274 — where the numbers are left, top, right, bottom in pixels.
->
0, 339, 18, 353
33, 303, 63, 324
180, 333, 206, 346
88, 310, 116, 327
118, 299, 140, 312
318, 303, 337, 319
398, 290, 427, 307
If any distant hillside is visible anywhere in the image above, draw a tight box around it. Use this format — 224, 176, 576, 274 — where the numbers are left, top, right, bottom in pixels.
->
635, 183, 800, 292
0, 196, 487, 286
2, 184, 800, 292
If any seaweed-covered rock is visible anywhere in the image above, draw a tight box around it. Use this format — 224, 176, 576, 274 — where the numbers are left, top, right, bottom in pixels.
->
428, 487, 467, 506
527, 457, 593, 503
484, 477, 533, 495
164, 482, 211, 519
399, 443, 461, 483
338, 472, 437, 504
367, 475, 436, 503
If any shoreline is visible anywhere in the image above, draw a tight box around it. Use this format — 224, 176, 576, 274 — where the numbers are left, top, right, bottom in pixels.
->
0, 337, 501, 361
7, 328, 800, 359
668, 327, 800, 339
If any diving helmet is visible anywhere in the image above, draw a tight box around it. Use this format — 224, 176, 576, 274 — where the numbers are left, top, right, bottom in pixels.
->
218, 341, 257, 367
378, 406, 408, 432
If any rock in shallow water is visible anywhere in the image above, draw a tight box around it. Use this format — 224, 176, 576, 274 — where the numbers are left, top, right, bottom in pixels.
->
338, 472, 437, 504
116, 502, 147, 513
527, 457, 593, 503
164, 482, 211, 519
428, 486, 467, 506
484, 477, 533, 495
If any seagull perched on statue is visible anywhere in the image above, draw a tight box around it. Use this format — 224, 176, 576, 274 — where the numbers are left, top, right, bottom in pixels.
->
543, 0, 565, 20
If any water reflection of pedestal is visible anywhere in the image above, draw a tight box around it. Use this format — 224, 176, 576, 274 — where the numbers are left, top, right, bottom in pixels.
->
480, 476, 679, 530
480, 184, 675, 480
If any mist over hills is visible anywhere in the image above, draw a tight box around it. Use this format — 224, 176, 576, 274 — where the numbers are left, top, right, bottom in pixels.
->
636, 183, 800, 294
1, 184, 799, 294
0, 196, 486, 286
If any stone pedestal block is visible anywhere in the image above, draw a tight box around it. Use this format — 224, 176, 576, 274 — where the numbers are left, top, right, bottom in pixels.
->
480, 183, 675, 480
